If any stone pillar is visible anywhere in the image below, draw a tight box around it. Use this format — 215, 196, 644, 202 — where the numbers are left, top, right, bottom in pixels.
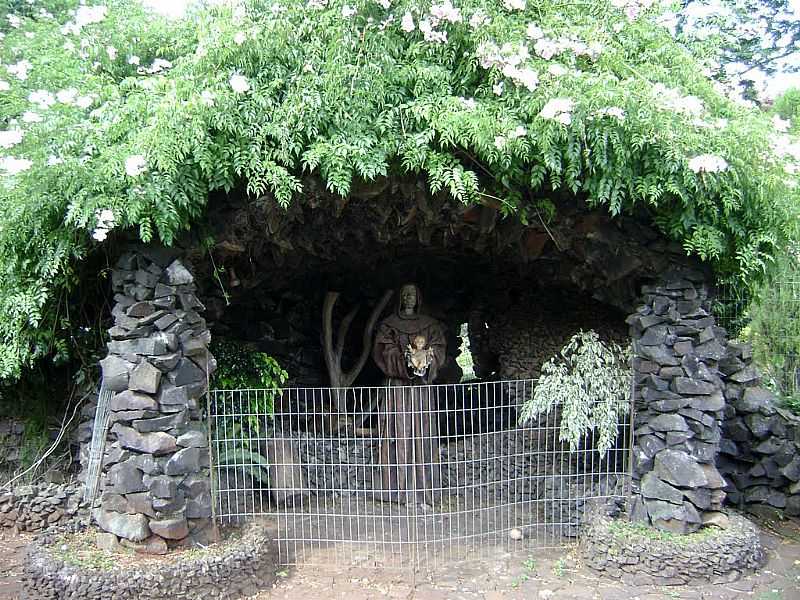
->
96, 249, 215, 551
627, 270, 727, 533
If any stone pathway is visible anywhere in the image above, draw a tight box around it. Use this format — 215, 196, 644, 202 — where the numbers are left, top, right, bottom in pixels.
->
257, 527, 800, 600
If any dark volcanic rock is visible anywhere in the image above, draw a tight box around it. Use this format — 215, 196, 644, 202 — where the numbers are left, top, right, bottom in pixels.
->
653, 449, 708, 488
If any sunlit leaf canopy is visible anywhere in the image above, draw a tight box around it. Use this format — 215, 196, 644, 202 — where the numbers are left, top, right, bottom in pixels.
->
0, 0, 797, 378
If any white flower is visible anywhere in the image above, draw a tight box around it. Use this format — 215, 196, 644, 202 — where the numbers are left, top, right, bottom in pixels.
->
540, 97, 574, 121
503, 0, 525, 10
146, 58, 173, 74
303, 63, 314, 72
0, 80, 9, 92
56, 88, 78, 105
74, 5, 108, 29
534, 38, 559, 60
28, 90, 56, 109
494, 135, 506, 149
401, 11, 415, 32
547, 64, 567, 76
47, 155, 63, 166
127, 55, 140, 66
341, 5, 356, 17
597, 106, 625, 120
8, 60, 32, 81
8, 15, 21, 28
773, 115, 791, 133
92, 228, 108, 241
106, 45, 117, 60
469, 10, 489, 28
234, 31, 247, 44
21, 111, 42, 123
493, 82, 504, 96
377, 0, 391, 8
587, 42, 603, 59
0, 156, 33, 175
200, 90, 215, 106
229, 73, 250, 93
75, 95, 94, 109
682, 96, 704, 116
511, 67, 538, 91
96, 208, 115, 227
418, 19, 447, 43
431, 0, 462, 24
0, 129, 23, 149
772, 135, 800, 162
526, 23, 544, 39
509, 125, 527, 139
124, 155, 147, 177
460, 97, 477, 110
500, 43, 529, 66
651, 83, 706, 117
307, 0, 327, 8
688, 154, 728, 173
557, 112, 572, 125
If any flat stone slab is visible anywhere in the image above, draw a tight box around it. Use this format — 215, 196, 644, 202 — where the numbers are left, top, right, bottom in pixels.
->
111, 423, 177, 455
653, 449, 708, 488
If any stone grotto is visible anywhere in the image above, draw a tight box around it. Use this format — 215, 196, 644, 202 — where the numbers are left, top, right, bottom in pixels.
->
73, 179, 799, 556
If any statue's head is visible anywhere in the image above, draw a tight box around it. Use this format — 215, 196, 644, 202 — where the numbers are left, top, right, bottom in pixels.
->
399, 283, 420, 314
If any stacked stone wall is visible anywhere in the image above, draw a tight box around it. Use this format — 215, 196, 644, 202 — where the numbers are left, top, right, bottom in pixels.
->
96, 249, 215, 549
627, 271, 729, 533
0, 483, 84, 533
717, 344, 800, 516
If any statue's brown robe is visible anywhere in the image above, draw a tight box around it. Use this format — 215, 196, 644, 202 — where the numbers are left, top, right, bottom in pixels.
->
372, 295, 446, 504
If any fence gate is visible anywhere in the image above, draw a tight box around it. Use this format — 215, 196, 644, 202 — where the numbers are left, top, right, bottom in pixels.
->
207, 379, 633, 569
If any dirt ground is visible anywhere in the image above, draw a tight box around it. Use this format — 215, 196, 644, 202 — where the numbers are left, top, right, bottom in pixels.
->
2, 520, 799, 600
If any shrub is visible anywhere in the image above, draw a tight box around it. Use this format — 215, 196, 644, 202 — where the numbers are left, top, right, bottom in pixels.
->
518, 330, 631, 455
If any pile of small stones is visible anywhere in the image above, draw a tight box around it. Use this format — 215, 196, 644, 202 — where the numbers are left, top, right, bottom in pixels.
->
21, 525, 276, 600
581, 512, 765, 586
627, 270, 730, 534
95, 249, 215, 550
0, 483, 86, 533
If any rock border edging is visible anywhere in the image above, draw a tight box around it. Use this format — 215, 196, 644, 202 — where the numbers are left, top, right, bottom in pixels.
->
21, 525, 276, 600
580, 513, 765, 586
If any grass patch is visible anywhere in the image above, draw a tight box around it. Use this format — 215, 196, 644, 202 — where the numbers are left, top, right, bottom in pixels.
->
606, 520, 718, 546
50, 531, 121, 571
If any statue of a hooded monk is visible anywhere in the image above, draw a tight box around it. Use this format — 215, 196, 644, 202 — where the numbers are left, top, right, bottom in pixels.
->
372, 283, 446, 505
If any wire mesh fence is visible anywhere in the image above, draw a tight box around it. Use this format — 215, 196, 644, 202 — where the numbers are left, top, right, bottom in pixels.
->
715, 280, 800, 405
207, 379, 633, 569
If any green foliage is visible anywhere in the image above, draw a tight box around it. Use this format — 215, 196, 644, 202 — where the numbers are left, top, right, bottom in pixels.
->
0, 0, 797, 381
210, 337, 287, 434
210, 337, 288, 392
216, 446, 271, 483
519, 330, 631, 455
744, 248, 800, 414
774, 87, 800, 133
